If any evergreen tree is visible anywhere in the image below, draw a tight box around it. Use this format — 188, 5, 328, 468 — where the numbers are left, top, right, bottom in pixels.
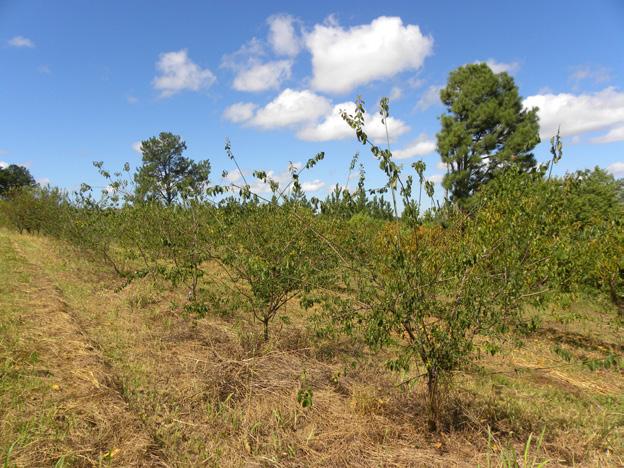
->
436, 63, 540, 201
134, 132, 210, 205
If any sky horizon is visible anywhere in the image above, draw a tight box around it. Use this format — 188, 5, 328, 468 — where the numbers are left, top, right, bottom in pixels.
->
2, 0, 624, 199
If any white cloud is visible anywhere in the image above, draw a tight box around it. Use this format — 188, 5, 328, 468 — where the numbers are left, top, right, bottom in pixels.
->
222, 37, 292, 92
132, 142, 142, 153
301, 179, 325, 192
436, 161, 448, 170
296, 103, 354, 141
478, 59, 520, 74
127, 95, 138, 104
223, 102, 258, 123
408, 77, 425, 89
570, 65, 611, 85
306, 16, 433, 94
297, 101, 409, 143
393, 134, 436, 159
389, 86, 402, 100
416, 85, 443, 111
232, 60, 292, 92
523, 87, 624, 139
268, 14, 301, 56
224, 162, 322, 194
8, 36, 34, 48
427, 174, 444, 184
249, 89, 332, 129
37, 64, 51, 74
591, 125, 624, 144
37, 177, 51, 186
0, 161, 8, 169
607, 162, 624, 177
222, 171, 242, 184
152, 49, 216, 98
221, 38, 265, 70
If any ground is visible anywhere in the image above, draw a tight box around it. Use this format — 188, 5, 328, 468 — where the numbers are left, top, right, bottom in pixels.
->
1, 228, 623, 467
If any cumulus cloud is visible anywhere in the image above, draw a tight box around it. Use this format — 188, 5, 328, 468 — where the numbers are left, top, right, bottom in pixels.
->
223, 102, 258, 123
591, 126, 624, 144
523, 87, 624, 140
306, 16, 433, 94
297, 101, 409, 143
8, 36, 34, 48
296, 103, 354, 141
249, 89, 332, 129
477, 59, 520, 74
416, 85, 443, 111
152, 49, 216, 98
607, 161, 624, 177
0, 160, 8, 169
222, 37, 292, 92
221, 38, 266, 70
268, 14, 301, 56
301, 179, 325, 192
232, 60, 292, 92
132, 142, 142, 153
392, 134, 436, 159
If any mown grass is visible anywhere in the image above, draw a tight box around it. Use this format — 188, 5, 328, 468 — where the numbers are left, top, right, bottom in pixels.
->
1, 228, 623, 466
0, 234, 70, 466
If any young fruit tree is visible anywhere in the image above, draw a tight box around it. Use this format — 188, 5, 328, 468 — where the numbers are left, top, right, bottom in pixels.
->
217, 148, 334, 341
339, 98, 563, 428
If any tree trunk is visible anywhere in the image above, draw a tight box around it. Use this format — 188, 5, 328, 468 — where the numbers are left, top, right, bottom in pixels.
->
189, 268, 198, 302
427, 369, 440, 432
263, 318, 270, 342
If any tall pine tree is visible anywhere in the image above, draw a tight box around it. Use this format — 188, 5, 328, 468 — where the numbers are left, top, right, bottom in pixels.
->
436, 63, 540, 202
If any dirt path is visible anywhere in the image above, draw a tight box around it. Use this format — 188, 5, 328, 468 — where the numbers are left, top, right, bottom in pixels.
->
1, 232, 165, 466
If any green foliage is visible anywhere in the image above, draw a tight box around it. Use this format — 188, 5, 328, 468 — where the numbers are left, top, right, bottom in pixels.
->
339, 96, 569, 427
134, 132, 211, 205
296, 371, 313, 408
219, 203, 334, 341
316, 164, 394, 221
2, 186, 67, 235
553, 168, 624, 314
0, 165, 36, 198
341, 97, 436, 225
436, 63, 540, 202
1, 118, 621, 445
483, 427, 549, 468
338, 169, 564, 425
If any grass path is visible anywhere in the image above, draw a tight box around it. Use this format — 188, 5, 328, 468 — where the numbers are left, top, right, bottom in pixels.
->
0, 230, 164, 466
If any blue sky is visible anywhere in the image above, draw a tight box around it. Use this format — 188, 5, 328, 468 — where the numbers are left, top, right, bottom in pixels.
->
1, 0, 624, 198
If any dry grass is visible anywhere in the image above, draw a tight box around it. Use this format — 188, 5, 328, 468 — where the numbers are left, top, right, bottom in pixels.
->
1, 229, 623, 466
